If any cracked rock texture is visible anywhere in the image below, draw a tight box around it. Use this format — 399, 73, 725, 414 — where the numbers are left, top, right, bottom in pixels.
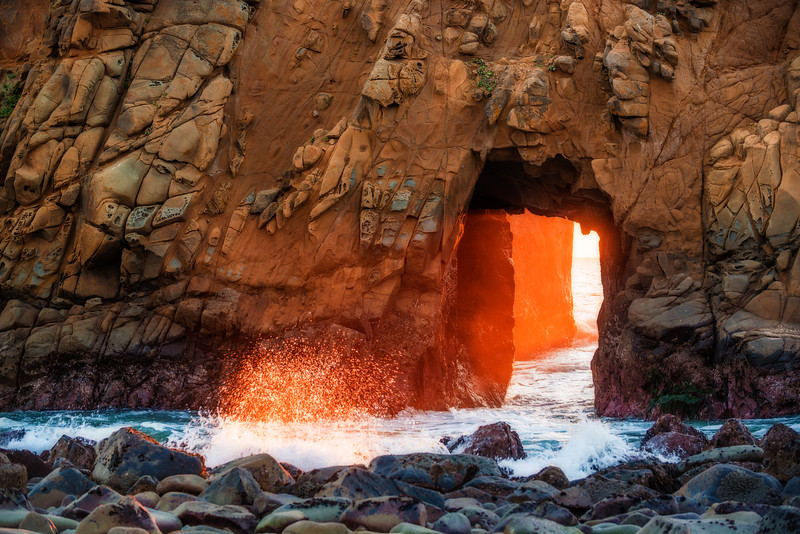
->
0, 0, 799, 418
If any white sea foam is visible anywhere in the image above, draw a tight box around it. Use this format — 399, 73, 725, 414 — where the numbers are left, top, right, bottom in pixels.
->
498, 420, 638, 480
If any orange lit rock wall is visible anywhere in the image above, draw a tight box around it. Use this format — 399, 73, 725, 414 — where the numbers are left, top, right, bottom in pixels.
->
0, 0, 799, 417
509, 213, 575, 358
447, 211, 516, 406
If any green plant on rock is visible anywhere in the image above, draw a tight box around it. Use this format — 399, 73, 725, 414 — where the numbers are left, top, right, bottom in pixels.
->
470, 58, 497, 95
0, 80, 22, 119
646, 369, 712, 417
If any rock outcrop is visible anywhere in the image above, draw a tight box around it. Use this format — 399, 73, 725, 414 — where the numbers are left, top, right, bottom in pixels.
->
0, 0, 799, 418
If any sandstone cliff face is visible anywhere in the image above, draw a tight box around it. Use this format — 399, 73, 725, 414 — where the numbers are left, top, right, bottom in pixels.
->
0, 0, 798, 418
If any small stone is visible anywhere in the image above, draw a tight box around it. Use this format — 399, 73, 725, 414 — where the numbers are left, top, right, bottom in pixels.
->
74, 496, 160, 534
432, 513, 471, 534
340, 496, 426, 532
19, 512, 57, 534
156, 475, 207, 496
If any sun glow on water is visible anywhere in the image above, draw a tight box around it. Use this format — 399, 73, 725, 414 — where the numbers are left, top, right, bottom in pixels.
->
573, 223, 600, 258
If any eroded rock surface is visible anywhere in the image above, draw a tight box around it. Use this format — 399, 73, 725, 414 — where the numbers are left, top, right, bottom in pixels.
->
0, 0, 798, 417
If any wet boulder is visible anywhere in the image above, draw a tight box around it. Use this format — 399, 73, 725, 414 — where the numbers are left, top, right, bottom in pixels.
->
173, 501, 257, 534
573, 474, 657, 505
74, 496, 160, 534
641, 432, 708, 459
128, 477, 159, 495
28, 467, 96, 509
133, 492, 160, 508
339, 496, 426, 532
640, 415, 709, 459
452, 506, 499, 530
0, 510, 78, 531
253, 492, 304, 516
499, 515, 578, 534
675, 464, 783, 506
62, 486, 123, 520
155, 475, 207, 496
509, 480, 559, 504
0, 489, 33, 511
464, 476, 519, 497
760, 423, 800, 483
759, 505, 800, 533
255, 509, 307, 534
92, 428, 206, 492
1, 449, 51, 479
154, 492, 198, 513
48, 436, 97, 471
709, 419, 758, 449
681, 445, 764, 470
315, 467, 445, 508
445, 422, 526, 461
19, 512, 58, 534
527, 467, 570, 490
369, 453, 501, 493
200, 467, 260, 506
431, 513, 470, 534
0, 454, 27, 492
286, 466, 350, 498
210, 454, 293, 493
282, 521, 351, 534
270, 498, 353, 523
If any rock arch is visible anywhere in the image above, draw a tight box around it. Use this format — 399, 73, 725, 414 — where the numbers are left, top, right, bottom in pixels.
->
0, 0, 797, 417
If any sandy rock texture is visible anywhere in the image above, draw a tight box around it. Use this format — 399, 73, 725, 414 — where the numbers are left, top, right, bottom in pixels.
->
0, 0, 798, 417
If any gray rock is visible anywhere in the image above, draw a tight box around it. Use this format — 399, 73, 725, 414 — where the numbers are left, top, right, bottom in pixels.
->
271, 498, 352, 523
28, 468, 95, 510
389, 524, 439, 534
211, 454, 293, 493
316, 467, 445, 508
0, 464, 27, 492
48, 437, 96, 472
154, 492, 198, 513
74, 496, 160, 534
454, 507, 499, 530
369, 454, 501, 493
92, 428, 205, 492
676, 464, 783, 506
18, 512, 57, 534
155, 475, 207, 496
62, 486, 123, 520
638, 515, 760, 533
200, 467, 260, 506
339, 496, 426, 532
282, 521, 351, 534
681, 446, 764, 469
432, 513, 470, 534
253, 492, 304, 516
127, 477, 158, 496
255, 510, 306, 534
498, 515, 578, 534
0, 490, 32, 511
0, 510, 78, 532
758, 505, 800, 533
173, 501, 257, 534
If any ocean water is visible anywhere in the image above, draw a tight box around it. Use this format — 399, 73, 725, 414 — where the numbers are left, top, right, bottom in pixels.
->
2, 255, 800, 480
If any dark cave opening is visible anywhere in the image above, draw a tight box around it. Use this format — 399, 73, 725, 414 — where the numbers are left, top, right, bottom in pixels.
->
446, 151, 625, 405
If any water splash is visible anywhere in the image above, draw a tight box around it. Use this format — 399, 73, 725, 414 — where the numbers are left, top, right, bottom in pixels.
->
219, 333, 402, 423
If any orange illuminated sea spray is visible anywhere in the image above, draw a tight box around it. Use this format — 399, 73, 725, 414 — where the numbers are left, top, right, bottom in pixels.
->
218, 332, 402, 423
